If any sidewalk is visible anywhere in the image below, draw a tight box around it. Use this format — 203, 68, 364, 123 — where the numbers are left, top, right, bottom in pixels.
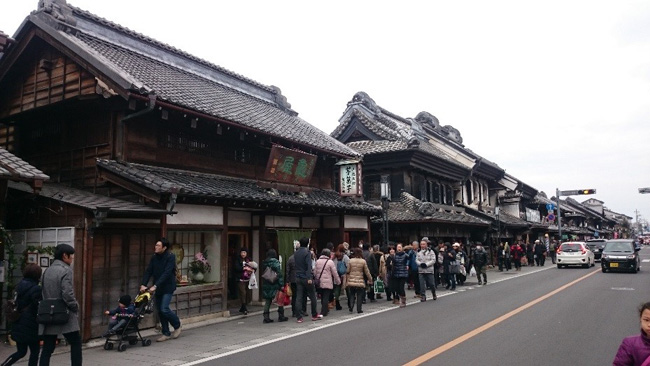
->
2, 263, 550, 365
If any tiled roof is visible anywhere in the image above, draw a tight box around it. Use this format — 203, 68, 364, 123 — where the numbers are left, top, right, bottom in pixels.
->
465, 207, 530, 227
97, 159, 380, 214
0, 148, 49, 181
8, 181, 169, 215
371, 192, 489, 225
25, 6, 358, 158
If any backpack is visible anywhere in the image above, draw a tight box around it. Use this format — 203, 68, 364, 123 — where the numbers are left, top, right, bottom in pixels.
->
5, 291, 20, 323
336, 260, 347, 276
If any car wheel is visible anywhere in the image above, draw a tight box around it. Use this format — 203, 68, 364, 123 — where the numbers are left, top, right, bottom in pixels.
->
557, 264, 562, 269
601, 267, 607, 273
583, 263, 589, 268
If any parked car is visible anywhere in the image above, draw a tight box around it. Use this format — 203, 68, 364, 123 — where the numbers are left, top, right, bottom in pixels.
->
601, 239, 641, 273
556, 242, 595, 268
585, 239, 608, 261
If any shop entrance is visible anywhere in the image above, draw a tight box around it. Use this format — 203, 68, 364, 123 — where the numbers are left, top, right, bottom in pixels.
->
227, 232, 249, 300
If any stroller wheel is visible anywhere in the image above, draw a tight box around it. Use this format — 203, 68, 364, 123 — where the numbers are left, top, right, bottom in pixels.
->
142, 339, 152, 347
103, 342, 113, 350
117, 343, 127, 352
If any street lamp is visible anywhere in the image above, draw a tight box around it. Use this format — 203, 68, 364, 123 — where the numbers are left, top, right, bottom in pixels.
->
380, 175, 390, 246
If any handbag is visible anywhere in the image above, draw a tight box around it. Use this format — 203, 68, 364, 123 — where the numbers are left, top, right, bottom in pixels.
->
5, 291, 20, 323
374, 277, 385, 293
284, 283, 293, 297
449, 261, 460, 274
37, 299, 70, 325
313, 259, 329, 288
261, 266, 278, 283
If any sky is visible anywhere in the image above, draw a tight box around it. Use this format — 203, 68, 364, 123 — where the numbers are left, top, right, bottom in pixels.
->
1, 0, 649, 223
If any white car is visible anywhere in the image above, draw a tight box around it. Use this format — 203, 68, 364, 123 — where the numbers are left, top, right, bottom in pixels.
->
556, 242, 595, 268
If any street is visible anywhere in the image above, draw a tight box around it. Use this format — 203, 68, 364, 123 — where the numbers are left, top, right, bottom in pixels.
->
42, 249, 649, 366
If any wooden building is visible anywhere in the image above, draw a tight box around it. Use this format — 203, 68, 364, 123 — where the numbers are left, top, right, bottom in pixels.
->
0, 1, 378, 341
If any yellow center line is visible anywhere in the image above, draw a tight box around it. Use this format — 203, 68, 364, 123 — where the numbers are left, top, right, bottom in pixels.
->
403, 269, 599, 366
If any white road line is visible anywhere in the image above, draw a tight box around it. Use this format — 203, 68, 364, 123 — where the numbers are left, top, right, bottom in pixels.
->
178, 265, 555, 366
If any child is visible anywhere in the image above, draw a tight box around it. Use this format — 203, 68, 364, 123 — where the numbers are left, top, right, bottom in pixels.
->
103, 295, 136, 337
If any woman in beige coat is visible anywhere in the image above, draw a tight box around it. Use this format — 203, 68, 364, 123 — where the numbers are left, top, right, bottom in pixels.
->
345, 247, 372, 314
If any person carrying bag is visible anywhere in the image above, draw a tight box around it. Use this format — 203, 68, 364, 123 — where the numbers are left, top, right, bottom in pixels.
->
38, 244, 82, 366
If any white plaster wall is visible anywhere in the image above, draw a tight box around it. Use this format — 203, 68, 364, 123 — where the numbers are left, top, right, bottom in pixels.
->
344, 215, 368, 229
166, 204, 223, 225
302, 216, 320, 228
265, 216, 299, 228
228, 211, 251, 227
323, 216, 340, 229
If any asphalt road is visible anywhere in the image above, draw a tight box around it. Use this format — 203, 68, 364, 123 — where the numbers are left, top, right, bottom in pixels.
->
194, 248, 650, 366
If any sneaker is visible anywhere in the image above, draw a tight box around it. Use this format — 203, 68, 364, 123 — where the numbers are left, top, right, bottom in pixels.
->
311, 314, 323, 321
297, 318, 303, 323
172, 325, 182, 339
156, 335, 171, 342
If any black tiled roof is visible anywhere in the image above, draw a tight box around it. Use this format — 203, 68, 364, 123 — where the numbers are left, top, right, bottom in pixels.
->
465, 207, 530, 228
0, 148, 49, 181
8, 181, 169, 215
97, 159, 380, 214
371, 192, 489, 225
24, 6, 358, 158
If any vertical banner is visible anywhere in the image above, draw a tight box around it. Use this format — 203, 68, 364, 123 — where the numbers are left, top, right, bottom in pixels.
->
339, 164, 361, 196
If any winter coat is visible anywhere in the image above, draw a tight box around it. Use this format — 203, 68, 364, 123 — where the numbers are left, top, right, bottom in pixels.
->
346, 258, 372, 288
406, 249, 418, 273
363, 250, 378, 277
313, 256, 341, 290
443, 249, 457, 272
10, 277, 41, 343
534, 243, 547, 256
378, 254, 388, 280
473, 248, 489, 267
261, 258, 284, 300
510, 245, 524, 260
40, 259, 80, 336
415, 249, 436, 274
233, 257, 252, 282
392, 251, 410, 278
613, 331, 650, 366
286, 254, 296, 284
142, 251, 177, 294
107, 303, 136, 317
384, 254, 395, 279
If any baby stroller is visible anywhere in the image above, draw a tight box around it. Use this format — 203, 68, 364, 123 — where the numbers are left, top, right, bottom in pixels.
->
103, 291, 154, 352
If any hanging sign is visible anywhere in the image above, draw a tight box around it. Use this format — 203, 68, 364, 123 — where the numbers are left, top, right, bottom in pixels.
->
264, 145, 317, 186
339, 163, 362, 196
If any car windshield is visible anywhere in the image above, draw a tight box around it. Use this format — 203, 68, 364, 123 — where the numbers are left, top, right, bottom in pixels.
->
561, 244, 582, 252
604, 242, 633, 253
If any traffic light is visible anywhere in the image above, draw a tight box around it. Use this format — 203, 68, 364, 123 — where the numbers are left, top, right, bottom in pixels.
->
577, 189, 596, 195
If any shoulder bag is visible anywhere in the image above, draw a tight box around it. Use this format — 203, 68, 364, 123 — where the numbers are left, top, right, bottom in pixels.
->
313, 259, 329, 288
5, 291, 20, 323
37, 268, 70, 325
261, 266, 278, 283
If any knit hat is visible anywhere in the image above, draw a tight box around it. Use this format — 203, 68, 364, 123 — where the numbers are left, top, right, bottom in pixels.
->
119, 295, 132, 306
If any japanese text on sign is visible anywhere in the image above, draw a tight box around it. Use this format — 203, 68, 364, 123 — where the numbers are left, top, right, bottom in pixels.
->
264, 145, 316, 186
340, 164, 360, 196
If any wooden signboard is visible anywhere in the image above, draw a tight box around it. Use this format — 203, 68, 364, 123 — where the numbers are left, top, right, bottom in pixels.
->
264, 145, 317, 186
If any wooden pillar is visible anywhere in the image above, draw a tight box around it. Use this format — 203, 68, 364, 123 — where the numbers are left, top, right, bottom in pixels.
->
220, 208, 228, 312
82, 223, 94, 342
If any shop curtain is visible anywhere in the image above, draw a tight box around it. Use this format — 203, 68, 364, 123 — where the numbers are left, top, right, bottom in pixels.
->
277, 230, 313, 275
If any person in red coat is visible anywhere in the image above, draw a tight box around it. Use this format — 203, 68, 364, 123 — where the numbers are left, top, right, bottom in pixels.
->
510, 242, 525, 271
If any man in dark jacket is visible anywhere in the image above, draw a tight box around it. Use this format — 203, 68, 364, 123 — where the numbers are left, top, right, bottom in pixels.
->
141, 238, 181, 342
472, 244, 489, 285
534, 239, 547, 266
294, 237, 321, 323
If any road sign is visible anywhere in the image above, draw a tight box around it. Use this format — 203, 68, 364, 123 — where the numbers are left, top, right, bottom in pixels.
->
547, 214, 555, 221
640, 187, 650, 194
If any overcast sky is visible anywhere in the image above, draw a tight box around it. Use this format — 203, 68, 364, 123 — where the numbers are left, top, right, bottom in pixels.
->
2, 1, 649, 222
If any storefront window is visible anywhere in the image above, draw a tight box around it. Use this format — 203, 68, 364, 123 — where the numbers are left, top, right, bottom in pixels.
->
167, 230, 221, 283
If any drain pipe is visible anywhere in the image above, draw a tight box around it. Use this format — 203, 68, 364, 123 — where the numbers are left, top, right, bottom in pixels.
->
123, 92, 156, 121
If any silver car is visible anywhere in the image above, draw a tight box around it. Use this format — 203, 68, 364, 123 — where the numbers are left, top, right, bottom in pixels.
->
556, 242, 595, 268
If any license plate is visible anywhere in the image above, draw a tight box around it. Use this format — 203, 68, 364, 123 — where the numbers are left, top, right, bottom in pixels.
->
610, 263, 619, 268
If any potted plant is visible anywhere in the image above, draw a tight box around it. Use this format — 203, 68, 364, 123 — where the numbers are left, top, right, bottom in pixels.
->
189, 251, 211, 282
